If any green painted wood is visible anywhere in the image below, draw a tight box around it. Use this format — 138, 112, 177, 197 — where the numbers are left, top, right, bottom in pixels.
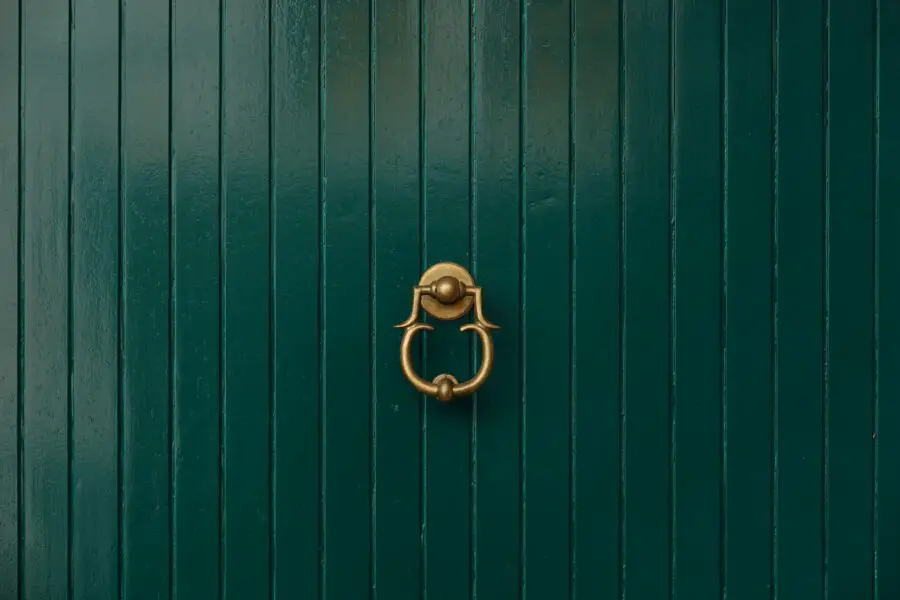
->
0, 0, 19, 596
70, 0, 120, 594
170, 0, 221, 595
321, 0, 372, 597
774, 0, 825, 597
421, 1, 472, 598
221, 0, 272, 594
876, 4, 900, 598
672, 1, 722, 598
724, 1, 774, 598
20, 0, 70, 596
826, 1, 876, 597
271, 0, 321, 597
571, 0, 620, 597
621, 0, 672, 597
522, 0, 572, 595
3, 2, 897, 598
372, 0, 422, 596
472, 0, 522, 596
121, 0, 172, 596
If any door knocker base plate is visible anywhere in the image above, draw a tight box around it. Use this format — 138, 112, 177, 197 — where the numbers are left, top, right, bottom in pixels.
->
418, 262, 474, 321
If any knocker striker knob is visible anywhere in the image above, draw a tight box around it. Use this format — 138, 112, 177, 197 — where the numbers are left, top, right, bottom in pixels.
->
434, 374, 459, 403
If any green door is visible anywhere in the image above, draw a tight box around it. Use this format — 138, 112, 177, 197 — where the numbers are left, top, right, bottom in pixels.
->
1, 0, 898, 598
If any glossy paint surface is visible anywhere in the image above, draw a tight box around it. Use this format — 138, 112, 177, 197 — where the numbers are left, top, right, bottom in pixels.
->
0, 0, 895, 598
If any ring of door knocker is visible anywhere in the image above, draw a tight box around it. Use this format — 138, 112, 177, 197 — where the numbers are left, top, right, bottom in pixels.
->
395, 262, 499, 403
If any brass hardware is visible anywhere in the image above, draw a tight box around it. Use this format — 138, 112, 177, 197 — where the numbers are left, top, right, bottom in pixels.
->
396, 262, 499, 403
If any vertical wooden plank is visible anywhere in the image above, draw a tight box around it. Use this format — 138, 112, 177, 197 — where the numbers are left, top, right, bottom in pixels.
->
521, 0, 572, 595
671, 0, 722, 597
621, 0, 671, 597
471, 0, 522, 596
322, 0, 372, 596
70, 0, 120, 593
571, 0, 621, 596
221, 0, 271, 593
121, 0, 171, 596
0, 0, 20, 595
20, 0, 70, 594
421, 0, 471, 597
723, 1, 774, 598
876, 3, 900, 598
271, 0, 320, 596
372, 0, 422, 596
773, 0, 824, 597
170, 0, 221, 593
825, 0, 875, 597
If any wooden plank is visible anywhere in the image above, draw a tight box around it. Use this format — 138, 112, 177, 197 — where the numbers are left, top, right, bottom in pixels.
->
271, 0, 321, 596
0, 0, 20, 595
169, 0, 224, 596
20, 0, 71, 595
121, 0, 172, 595
571, 0, 622, 595
521, 0, 572, 595
621, 0, 672, 596
371, 0, 423, 596
221, 0, 272, 592
170, 0, 222, 593
774, 0, 825, 597
471, 0, 523, 595
70, 0, 120, 593
672, 0, 723, 596
321, 0, 372, 596
723, 0, 775, 598
876, 3, 900, 597
825, 0, 876, 597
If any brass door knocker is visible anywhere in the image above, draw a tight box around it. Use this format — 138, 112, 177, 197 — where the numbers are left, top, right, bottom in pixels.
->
396, 262, 499, 402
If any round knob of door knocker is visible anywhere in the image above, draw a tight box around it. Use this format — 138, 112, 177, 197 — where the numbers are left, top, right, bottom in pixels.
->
434, 374, 458, 403
394, 262, 499, 402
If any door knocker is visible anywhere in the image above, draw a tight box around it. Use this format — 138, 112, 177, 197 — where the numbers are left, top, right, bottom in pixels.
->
396, 262, 499, 402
